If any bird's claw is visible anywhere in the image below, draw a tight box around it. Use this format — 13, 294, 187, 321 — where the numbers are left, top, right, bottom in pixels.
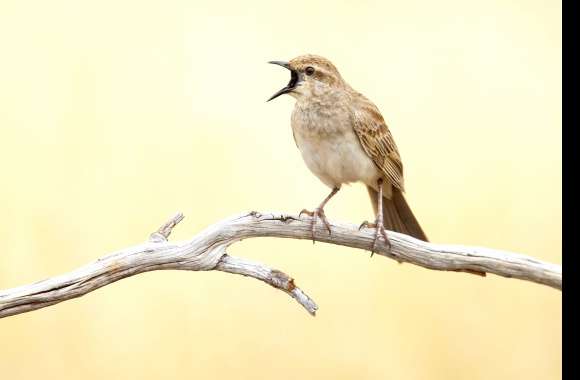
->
299, 208, 332, 243
359, 220, 391, 257
359, 220, 371, 230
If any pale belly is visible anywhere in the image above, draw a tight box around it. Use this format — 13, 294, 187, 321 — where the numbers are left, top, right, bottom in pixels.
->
293, 126, 382, 190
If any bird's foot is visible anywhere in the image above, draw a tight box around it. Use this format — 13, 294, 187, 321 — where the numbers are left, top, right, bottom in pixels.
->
359, 220, 391, 257
299, 208, 332, 243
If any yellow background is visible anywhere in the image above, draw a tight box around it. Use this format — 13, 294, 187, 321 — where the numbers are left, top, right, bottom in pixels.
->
0, 0, 561, 379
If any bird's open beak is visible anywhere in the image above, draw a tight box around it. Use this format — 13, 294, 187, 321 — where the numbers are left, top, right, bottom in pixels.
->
267, 61, 300, 102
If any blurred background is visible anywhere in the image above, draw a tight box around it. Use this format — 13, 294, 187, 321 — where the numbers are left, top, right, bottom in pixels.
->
0, 0, 561, 379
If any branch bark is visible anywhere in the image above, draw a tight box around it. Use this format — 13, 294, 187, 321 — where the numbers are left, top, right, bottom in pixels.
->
0, 211, 562, 318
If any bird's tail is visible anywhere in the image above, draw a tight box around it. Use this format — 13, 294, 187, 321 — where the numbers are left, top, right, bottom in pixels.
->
367, 186, 486, 277
367, 186, 428, 242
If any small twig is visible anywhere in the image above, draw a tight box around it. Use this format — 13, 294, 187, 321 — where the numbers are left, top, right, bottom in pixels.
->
149, 212, 185, 242
0, 211, 561, 319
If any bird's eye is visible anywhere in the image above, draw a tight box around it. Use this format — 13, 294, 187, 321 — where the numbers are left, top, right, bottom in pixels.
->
305, 66, 315, 76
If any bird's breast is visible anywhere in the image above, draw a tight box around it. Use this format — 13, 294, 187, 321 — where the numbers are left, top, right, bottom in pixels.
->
291, 103, 380, 188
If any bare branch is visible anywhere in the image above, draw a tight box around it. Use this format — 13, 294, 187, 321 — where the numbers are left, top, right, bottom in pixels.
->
0, 211, 561, 319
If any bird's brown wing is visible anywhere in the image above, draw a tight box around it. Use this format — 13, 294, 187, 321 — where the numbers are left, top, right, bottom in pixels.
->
352, 99, 405, 191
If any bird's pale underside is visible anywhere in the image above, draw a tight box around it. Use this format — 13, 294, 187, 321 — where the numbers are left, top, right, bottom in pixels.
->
268, 55, 453, 264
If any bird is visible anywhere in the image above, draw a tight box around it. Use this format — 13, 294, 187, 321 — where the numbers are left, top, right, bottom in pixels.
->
267, 54, 428, 255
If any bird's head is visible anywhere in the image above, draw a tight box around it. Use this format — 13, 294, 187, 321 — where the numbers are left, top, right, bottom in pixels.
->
267, 54, 346, 102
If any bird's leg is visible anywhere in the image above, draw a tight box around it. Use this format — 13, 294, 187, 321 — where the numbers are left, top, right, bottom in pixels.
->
359, 179, 391, 256
299, 187, 340, 243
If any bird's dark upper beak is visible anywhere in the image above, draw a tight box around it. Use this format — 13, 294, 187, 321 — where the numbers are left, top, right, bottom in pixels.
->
267, 61, 300, 102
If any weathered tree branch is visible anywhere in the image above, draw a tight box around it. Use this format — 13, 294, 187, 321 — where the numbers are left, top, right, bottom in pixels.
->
0, 211, 562, 318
